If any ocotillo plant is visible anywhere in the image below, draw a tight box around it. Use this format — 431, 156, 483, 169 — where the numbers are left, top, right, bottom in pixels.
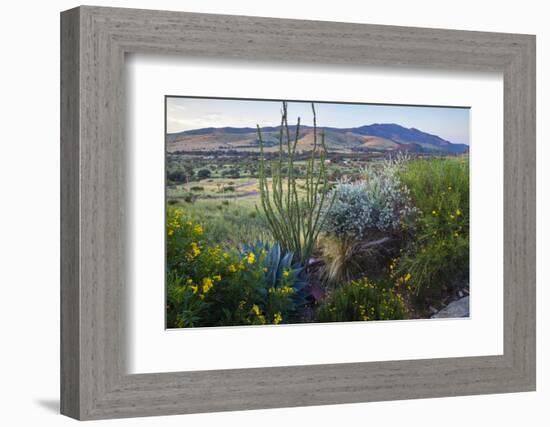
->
256, 102, 333, 264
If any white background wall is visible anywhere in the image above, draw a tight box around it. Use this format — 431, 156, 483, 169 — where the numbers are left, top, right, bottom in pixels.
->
0, 0, 547, 425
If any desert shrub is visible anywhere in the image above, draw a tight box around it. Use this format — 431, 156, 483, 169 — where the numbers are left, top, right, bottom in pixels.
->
167, 166, 194, 183
317, 278, 406, 322
197, 168, 211, 180
319, 236, 369, 286
394, 158, 469, 300
221, 168, 240, 179
182, 193, 196, 203
166, 208, 305, 327
322, 159, 417, 239
190, 186, 204, 192
167, 170, 186, 183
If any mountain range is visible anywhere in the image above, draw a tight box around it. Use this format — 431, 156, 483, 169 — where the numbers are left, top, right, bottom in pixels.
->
167, 123, 469, 155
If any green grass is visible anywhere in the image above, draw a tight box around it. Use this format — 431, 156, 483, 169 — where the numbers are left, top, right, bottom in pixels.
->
171, 198, 272, 249
395, 156, 469, 302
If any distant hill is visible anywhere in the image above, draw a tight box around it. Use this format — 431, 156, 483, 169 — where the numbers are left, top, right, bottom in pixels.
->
167, 123, 469, 155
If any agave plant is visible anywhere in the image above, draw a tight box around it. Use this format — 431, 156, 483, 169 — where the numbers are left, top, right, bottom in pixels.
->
242, 241, 308, 309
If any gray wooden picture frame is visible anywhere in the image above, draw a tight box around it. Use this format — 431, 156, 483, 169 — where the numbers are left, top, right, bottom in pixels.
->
60, 5, 536, 421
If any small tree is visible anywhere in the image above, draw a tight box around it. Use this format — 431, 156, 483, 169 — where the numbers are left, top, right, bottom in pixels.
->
221, 168, 240, 179
197, 168, 211, 180
183, 165, 194, 183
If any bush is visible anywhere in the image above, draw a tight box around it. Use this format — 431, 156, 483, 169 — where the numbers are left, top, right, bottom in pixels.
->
166, 208, 306, 327
322, 159, 417, 239
319, 236, 369, 286
221, 168, 240, 179
190, 186, 204, 192
182, 193, 196, 203
197, 169, 211, 180
167, 170, 186, 183
394, 158, 469, 299
317, 278, 406, 322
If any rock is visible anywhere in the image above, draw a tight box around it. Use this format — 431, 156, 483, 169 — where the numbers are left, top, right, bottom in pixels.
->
431, 296, 470, 319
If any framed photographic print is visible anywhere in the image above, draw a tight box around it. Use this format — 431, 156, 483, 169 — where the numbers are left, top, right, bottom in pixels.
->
61, 6, 536, 420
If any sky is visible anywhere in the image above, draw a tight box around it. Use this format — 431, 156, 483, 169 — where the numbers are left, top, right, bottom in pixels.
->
166, 97, 470, 145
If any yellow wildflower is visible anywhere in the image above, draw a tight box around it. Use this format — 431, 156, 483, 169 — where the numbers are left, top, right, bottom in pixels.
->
456, 209, 462, 216
194, 224, 203, 235
190, 285, 198, 294
167, 229, 174, 236
283, 271, 289, 278
213, 274, 222, 282
247, 252, 256, 264
228, 264, 237, 273
202, 277, 214, 293
273, 312, 283, 325
252, 304, 261, 316
281, 286, 293, 295
190, 242, 201, 257
404, 273, 411, 282
432, 210, 437, 215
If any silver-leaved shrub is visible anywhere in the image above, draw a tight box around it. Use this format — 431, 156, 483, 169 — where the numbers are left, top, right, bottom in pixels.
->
322, 157, 417, 239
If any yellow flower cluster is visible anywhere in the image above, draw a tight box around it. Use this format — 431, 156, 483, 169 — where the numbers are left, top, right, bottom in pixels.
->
190, 242, 201, 257
251, 304, 266, 324
166, 208, 184, 237
273, 312, 283, 325
358, 304, 373, 321
251, 304, 261, 316
268, 285, 294, 297
202, 277, 214, 293
395, 272, 411, 287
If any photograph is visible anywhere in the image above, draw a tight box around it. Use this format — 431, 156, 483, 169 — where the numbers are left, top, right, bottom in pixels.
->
165, 97, 470, 328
